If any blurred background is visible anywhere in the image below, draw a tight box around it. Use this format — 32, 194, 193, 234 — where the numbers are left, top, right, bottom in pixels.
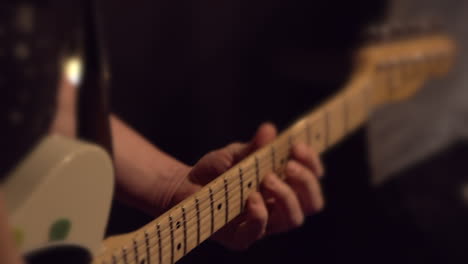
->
4, 0, 467, 263
99, 0, 468, 264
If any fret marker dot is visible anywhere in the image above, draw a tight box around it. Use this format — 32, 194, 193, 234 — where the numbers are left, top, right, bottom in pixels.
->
247, 181, 252, 189
177, 243, 182, 251
315, 133, 321, 140
176, 221, 181, 229
217, 203, 222, 210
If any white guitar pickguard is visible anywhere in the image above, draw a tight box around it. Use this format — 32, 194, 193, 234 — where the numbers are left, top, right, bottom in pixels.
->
2, 135, 114, 257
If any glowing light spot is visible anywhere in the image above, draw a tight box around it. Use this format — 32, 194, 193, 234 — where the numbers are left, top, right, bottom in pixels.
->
65, 56, 83, 86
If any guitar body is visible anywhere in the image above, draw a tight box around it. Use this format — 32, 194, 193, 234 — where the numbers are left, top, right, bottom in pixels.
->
2, 135, 114, 263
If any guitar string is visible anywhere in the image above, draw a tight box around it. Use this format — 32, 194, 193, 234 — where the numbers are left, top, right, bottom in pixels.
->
103, 137, 298, 261
102, 196, 244, 264
105, 190, 266, 264
101, 56, 444, 263
100, 126, 314, 262
113, 198, 246, 264
102, 89, 370, 263
102, 166, 273, 264
102, 81, 379, 262
102, 56, 446, 264
103, 114, 354, 264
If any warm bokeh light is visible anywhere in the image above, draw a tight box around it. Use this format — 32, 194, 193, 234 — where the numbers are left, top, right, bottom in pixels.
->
64, 56, 83, 86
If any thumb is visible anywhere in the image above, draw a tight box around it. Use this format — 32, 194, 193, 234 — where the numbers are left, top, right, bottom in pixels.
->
247, 122, 278, 152
189, 123, 277, 185
188, 143, 247, 185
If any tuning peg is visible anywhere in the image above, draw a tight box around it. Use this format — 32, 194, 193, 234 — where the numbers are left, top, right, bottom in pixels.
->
364, 23, 394, 42
365, 17, 444, 43
411, 18, 442, 35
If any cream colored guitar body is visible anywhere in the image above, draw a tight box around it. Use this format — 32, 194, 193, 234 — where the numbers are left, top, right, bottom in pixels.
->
2, 135, 114, 260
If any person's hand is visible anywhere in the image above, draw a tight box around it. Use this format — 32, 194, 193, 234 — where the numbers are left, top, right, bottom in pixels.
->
169, 123, 325, 250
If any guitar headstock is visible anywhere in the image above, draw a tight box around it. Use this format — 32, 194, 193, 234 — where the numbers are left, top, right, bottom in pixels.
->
356, 21, 456, 106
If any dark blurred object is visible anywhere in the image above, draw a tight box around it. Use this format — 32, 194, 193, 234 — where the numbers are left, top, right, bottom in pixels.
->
78, 0, 113, 155
364, 18, 442, 43
378, 140, 468, 264
0, 1, 81, 180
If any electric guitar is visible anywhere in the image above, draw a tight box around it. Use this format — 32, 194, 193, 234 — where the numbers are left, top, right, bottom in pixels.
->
2, 26, 456, 263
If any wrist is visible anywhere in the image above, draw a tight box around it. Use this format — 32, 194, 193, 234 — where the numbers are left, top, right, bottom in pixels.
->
150, 163, 196, 215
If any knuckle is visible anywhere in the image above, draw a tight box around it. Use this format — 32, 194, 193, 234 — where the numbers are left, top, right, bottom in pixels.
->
228, 141, 243, 148
286, 160, 302, 176
214, 150, 234, 171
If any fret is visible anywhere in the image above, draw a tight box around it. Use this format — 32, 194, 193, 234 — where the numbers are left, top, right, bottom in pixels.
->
342, 95, 349, 134
195, 188, 214, 242
181, 207, 187, 255
238, 167, 244, 212
169, 216, 175, 264
245, 171, 254, 191
122, 247, 128, 264
308, 112, 327, 154
401, 58, 412, 82
144, 231, 150, 264
388, 62, 398, 99
157, 224, 162, 264
181, 199, 197, 254
325, 97, 346, 147
347, 86, 370, 131
364, 82, 372, 116
223, 178, 229, 224
132, 238, 139, 264
271, 145, 276, 171
284, 135, 293, 161
194, 197, 201, 246
288, 135, 293, 149
254, 156, 260, 188
373, 62, 391, 106
167, 209, 184, 263
212, 181, 227, 231
287, 121, 308, 148
208, 188, 215, 235
324, 109, 331, 148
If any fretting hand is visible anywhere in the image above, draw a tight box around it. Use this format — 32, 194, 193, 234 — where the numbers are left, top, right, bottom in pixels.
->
168, 123, 325, 250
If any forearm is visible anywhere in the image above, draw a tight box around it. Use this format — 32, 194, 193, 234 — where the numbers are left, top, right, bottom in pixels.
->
110, 117, 191, 215
51, 79, 193, 216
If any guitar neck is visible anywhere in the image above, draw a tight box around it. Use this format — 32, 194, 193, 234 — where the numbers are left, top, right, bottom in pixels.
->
95, 34, 456, 264
94, 67, 374, 264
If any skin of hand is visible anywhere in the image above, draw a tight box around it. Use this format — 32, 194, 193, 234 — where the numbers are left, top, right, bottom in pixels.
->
166, 123, 325, 250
